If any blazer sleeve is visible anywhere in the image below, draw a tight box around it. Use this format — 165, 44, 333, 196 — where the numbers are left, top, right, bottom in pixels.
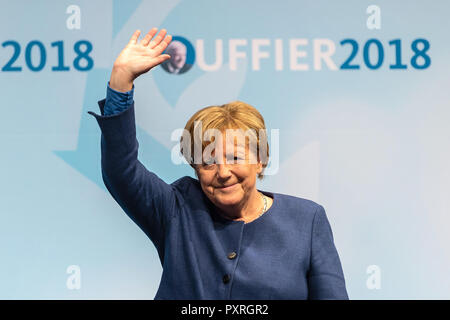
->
307, 205, 349, 299
87, 99, 183, 255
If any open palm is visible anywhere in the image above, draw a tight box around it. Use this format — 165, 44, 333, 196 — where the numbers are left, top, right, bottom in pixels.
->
113, 28, 172, 81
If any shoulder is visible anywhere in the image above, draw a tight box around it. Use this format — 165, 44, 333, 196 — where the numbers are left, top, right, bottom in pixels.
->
267, 191, 325, 224
274, 192, 322, 214
170, 176, 216, 212
272, 193, 336, 241
170, 175, 203, 197
171, 175, 199, 188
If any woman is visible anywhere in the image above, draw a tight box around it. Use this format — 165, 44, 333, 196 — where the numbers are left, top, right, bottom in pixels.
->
88, 28, 348, 299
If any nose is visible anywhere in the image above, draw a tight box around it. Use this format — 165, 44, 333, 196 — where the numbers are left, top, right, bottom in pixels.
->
216, 163, 232, 180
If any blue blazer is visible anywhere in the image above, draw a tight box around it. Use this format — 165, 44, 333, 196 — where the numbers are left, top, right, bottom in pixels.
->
88, 99, 349, 300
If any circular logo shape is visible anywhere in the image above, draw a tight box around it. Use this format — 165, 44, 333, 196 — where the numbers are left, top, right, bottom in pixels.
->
161, 36, 195, 75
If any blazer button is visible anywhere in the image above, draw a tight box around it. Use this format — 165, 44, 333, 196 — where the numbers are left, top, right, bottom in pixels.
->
227, 252, 237, 260
223, 274, 231, 284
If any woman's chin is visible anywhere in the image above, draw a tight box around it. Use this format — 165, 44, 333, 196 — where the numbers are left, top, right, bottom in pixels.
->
214, 190, 243, 206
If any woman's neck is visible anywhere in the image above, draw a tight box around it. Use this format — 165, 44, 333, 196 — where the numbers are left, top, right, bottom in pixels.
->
217, 188, 265, 223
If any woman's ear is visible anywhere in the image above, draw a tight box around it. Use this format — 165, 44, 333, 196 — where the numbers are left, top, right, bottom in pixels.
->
256, 162, 263, 175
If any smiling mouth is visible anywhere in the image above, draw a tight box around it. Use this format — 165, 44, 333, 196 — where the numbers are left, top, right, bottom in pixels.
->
217, 183, 237, 190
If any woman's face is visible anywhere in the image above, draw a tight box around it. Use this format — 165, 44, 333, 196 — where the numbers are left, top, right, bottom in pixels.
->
195, 133, 263, 210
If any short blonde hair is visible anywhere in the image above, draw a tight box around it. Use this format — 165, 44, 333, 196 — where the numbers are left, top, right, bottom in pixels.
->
181, 100, 269, 180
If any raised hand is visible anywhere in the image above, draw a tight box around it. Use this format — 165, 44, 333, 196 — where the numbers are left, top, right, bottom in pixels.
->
109, 28, 172, 92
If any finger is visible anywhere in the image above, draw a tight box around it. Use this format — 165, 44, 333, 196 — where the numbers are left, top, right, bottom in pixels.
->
129, 29, 141, 45
154, 34, 172, 55
140, 27, 158, 46
159, 54, 171, 62
152, 54, 171, 67
149, 29, 167, 49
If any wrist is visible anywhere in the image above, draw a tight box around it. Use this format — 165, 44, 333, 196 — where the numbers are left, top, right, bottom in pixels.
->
109, 66, 134, 92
